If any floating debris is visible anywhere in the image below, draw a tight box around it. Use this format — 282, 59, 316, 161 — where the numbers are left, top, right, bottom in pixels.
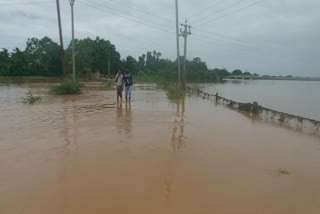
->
278, 168, 290, 175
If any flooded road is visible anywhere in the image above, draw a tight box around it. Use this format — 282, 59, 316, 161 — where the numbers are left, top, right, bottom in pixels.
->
0, 83, 320, 214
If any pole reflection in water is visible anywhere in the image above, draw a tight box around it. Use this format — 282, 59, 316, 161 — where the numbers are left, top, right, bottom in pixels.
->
62, 99, 78, 152
60, 99, 79, 210
165, 99, 186, 200
171, 99, 186, 152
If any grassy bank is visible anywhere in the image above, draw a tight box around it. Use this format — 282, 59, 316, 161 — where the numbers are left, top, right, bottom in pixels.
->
1, 74, 185, 99
51, 79, 84, 95
0, 76, 57, 83
135, 74, 185, 100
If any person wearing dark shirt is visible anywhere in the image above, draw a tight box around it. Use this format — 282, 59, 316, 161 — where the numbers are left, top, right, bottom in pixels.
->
123, 69, 133, 102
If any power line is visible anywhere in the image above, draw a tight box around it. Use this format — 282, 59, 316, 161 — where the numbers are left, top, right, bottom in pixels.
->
87, 0, 172, 27
192, 34, 240, 48
188, 0, 225, 20
87, 0, 172, 29
78, 1, 174, 34
81, 0, 174, 33
192, 0, 249, 25
0, 1, 53, 6
103, 0, 175, 24
195, 0, 266, 27
192, 27, 253, 46
77, 1, 175, 57
194, 31, 248, 47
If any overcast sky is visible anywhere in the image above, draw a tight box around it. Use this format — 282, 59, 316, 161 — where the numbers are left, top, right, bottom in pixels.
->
0, 0, 319, 76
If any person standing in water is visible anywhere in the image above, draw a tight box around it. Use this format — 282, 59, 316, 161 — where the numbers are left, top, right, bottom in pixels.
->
115, 69, 124, 102
123, 69, 133, 102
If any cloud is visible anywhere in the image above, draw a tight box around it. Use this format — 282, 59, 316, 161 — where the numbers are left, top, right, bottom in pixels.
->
0, 0, 319, 76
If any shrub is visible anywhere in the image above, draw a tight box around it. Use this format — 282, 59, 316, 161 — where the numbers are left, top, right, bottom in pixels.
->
51, 79, 83, 95
22, 91, 42, 104
105, 79, 113, 90
162, 83, 185, 100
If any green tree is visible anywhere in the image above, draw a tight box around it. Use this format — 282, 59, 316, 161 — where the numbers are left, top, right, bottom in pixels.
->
138, 54, 146, 71
25, 37, 61, 76
124, 56, 138, 74
9, 48, 28, 76
0, 49, 10, 76
66, 37, 121, 77
232, 69, 243, 75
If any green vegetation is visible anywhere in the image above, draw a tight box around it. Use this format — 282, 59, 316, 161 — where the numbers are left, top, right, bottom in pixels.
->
104, 79, 114, 90
162, 83, 185, 100
1, 35, 235, 99
135, 73, 184, 99
0, 36, 231, 82
51, 79, 83, 95
0, 76, 57, 83
22, 91, 42, 104
0, 37, 121, 78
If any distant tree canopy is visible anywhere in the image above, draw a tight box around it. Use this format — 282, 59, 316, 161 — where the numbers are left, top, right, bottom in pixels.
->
0, 37, 61, 76
66, 37, 121, 77
232, 69, 243, 75
0, 36, 231, 81
25, 37, 61, 76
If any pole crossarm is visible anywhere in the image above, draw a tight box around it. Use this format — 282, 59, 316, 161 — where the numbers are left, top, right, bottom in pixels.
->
179, 20, 191, 88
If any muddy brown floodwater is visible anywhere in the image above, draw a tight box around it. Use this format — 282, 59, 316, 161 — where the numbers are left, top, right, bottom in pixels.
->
0, 83, 320, 214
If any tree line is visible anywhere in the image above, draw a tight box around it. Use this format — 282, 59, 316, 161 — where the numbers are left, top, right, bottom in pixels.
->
0, 36, 240, 81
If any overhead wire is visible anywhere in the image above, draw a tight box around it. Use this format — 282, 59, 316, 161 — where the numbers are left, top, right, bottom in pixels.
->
78, 1, 175, 34
84, 0, 175, 32
77, 1, 175, 56
192, 27, 254, 46
192, 0, 249, 25
188, 0, 225, 20
103, 0, 175, 24
192, 34, 244, 49
194, 0, 266, 27
87, 0, 173, 28
0, 0, 267, 60
0, 1, 53, 6
82, 1, 264, 55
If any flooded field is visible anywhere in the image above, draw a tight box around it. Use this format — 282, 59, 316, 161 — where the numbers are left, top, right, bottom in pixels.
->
194, 80, 320, 120
1, 83, 320, 214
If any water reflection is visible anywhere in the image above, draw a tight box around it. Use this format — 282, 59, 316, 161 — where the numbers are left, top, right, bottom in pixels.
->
62, 99, 78, 152
116, 102, 123, 135
165, 99, 186, 200
124, 102, 133, 137
171, 99, 186, 152
116, 102, 133, 138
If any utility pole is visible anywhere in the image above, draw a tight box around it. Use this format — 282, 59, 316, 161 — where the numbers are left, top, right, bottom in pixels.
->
108, 49, 111, 78
69, 0, 76, 80
56, 0, 66, 77
175, 0, 181, 89
180, 20, 191, 88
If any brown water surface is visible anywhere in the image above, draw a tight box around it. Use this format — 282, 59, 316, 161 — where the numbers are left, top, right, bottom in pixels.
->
0, 83, 320, 214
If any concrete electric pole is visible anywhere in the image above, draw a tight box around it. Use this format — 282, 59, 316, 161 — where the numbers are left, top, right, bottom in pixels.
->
180, 20, 191, 88
108, 50, 111, 79
175, 0, 181, 89
56, 0, 66, 77
69, 0, 76, 80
